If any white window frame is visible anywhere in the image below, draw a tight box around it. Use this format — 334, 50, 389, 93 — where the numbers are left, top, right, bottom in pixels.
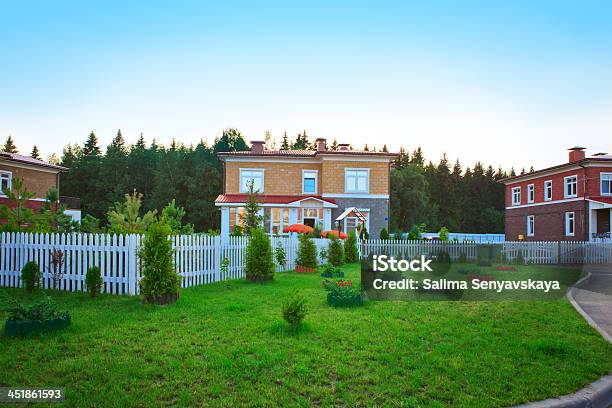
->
344, 168, 370, 193
564, 175, 578, 198
601, 172, 612, 196
527, 184, 535, 203
0, 170, 12, 196
511, 187, 521, 206
544, 180, 552, 201
526, 215, 535, 237
301, 170, 318, 194
565, 212, 575, 236
239, 168, 264, 193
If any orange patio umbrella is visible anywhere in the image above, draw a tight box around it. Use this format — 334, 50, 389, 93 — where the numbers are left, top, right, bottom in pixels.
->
321, 230, 347, 239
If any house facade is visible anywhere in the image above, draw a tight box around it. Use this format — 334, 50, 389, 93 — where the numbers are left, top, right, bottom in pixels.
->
501, 147, 612, 241
215, 139, 397, 237
0, 151, 80, 220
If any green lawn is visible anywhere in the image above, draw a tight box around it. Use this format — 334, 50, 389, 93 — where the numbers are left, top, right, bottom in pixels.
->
1, 264, 611, 407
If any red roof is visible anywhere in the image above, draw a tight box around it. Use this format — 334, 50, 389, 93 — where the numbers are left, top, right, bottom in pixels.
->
589, 196, 612, 205
215, 194, 336, 205
0, 151, 67, 171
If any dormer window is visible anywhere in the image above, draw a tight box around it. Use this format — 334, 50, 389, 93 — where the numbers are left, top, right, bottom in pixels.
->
302, 170, 318, 194
564, 175, 578, 198
511, 187, 521, 206
240, 169, 264, 193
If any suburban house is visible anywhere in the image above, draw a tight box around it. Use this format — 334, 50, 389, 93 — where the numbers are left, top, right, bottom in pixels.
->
0, 151, 81, 221
215, 139, 397, 237
501, 147, 612, 241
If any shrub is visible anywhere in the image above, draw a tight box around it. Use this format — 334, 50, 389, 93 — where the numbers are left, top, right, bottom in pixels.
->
439, 226, 449, 241
320, 264, 345, 278
21, 261, 40, 292
344, 231, 359, 263
296, 233, 317, 269
379, 228, 389, 240
359, 226, 369, 240
327, 235, 345, 266
319, 247, 328, 262
407, 223, 426, 240
282, 293, 307, 327
5, 297, 71, 337
139, 221, 180, 304
245, 228, 274, 282
458, 251, 468, 263
7, 296, 63, 321
274, 240, 287, 270
85, 266, 103, 297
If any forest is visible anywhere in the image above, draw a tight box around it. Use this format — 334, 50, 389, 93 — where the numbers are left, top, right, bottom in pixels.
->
3, 130, 524, 235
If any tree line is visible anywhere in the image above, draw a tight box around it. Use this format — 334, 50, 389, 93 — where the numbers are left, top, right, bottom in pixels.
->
3, 131, 523, 234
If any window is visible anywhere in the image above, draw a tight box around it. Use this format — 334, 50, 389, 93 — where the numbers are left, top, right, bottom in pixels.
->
544, 180, 552, 201
345, 169, 369, 193
526, 215, 535, 237
565, 212, 575, 236
511, 187, 521, 206
601, 173, 612, 196
564, 175, 578, 198
302, 170, 318, 194
301, 208, 323, 228
344, 209, 370, 235
527, 184, 535, 203
239, 169, 264, 193
0, 171, 11, 195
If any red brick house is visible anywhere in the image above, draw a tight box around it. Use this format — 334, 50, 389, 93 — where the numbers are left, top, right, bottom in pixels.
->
501, 147, 612, 242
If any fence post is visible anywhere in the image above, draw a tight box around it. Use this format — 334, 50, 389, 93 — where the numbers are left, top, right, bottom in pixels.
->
127, 234, 137, 295
214, 235, 221, 282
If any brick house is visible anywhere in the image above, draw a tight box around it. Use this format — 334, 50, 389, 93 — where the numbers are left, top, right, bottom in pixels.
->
215, 139, 397, 237
0, 151, 80, 220
501, 147, 612, 241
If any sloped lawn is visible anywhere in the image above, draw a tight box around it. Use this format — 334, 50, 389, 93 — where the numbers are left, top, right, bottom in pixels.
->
1, 264, 611, 407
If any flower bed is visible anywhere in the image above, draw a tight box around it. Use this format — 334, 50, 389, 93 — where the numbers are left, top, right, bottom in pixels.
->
4, 297, 71, 337
296, 265, 317, 273
322, 279, 364, 307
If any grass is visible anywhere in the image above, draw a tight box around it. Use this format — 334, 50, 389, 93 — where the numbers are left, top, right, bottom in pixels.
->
1, 264, 611, 407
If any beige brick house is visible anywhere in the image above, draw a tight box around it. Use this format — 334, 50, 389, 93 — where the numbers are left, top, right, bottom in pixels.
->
216, 139, 397, 237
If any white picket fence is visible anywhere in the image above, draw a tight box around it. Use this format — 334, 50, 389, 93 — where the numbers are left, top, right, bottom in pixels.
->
1, 233, 611, 296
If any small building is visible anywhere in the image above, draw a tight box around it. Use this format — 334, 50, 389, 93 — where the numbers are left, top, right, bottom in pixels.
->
0, 151, 80, 221
501, 147, 612, 241
215, 139, 398, 237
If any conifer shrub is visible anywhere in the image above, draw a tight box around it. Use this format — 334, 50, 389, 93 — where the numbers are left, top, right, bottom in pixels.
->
282, 293, 307, 327
86, 266, 103, 297
379, 228, 389, 240
344, 231, 359, 263
327, 235, 345, 266
139, 221, 180, 304
296, 233, 318, 270
245, 228, 275, 282
21, 261, 40, 292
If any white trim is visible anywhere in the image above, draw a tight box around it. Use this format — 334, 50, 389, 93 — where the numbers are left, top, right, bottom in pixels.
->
215, 197, 337, 209
501, 164, 582, 184
223, 157, 318, 164
511, 187, 521, 206
527, 184, 535, 203
0, 170, 12, 196
301, 169, 318, 194
544, 180, 553, 201
0, 159, 63, 174
526, 215, 535, 237
222, 155, 395, 164
506, 196, 584, 210
322, 193, 389, 199
239, 168, 264, 193
319, 156, 394, 163
600, 172, 612, 196
344, 168, 370, 193
564, 174, 578, 198
565, 211, 575, 236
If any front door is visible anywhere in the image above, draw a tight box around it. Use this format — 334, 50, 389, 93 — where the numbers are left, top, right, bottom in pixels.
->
303, 218, 316, 228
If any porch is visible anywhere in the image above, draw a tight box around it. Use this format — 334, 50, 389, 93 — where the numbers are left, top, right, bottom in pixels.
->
588, 198, 612, 242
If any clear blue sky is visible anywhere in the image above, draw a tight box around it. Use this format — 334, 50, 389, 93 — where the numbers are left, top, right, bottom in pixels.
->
1, 0, 611, 170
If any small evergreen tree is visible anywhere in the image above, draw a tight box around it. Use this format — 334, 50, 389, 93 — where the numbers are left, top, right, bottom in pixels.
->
3, 135, 18, 153
280, 131, 290, 150
344, 231, 359, 263
439, 226, 449, 241
379, 228, 389, 240
86, 266, 103, 297
296, 233, 317, 268
245, 228, 274, 282
30, 145, 41, 160
0, 178, 36, 232
244, 180, 262, 235
21, 261, 40, 292
274, 239, 287, 270
282, 293, 307, 328
327, 235, 345, 266
139, 221, 179, 304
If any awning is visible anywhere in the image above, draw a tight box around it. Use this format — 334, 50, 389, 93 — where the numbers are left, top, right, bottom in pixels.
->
335, 207, 367, 222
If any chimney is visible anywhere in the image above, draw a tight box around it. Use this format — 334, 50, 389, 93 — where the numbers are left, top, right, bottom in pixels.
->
568, 146, 586, 163
338, 143, 350, 151
315, 138, 327, 152
250, 140, 265, 154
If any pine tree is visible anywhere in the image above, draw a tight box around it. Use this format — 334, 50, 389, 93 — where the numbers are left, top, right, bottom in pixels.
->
381, 144, 388, 152
83, 131, 101, 156
3, 135, 18, 153
330, 138, 339, 151
280, 131, 289, 150
410, 147, 424, 166
363, 144, 369, 151
30, 145, 41, 160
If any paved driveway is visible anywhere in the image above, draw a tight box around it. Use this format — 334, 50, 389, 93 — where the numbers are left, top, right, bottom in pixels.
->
570, 265, 612, 342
